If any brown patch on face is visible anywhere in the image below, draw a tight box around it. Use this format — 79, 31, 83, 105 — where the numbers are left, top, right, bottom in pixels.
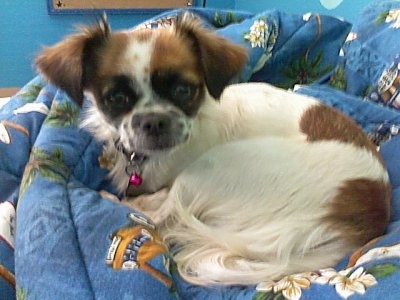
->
84, 30, 152, 102
149, 30, 206, 116
102, 29, 153, 76
300, 104, 383, 164
88, 33, 129, 81
134, 29, 154, 43
173, 14, 248, 99
150, 14, 248, 100
151, 30, 203, 84
325, 178, 391, 246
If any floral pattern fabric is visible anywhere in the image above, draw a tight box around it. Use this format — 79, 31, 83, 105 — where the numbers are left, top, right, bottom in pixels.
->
330, 0, 400, 105
1, 4, 400, 300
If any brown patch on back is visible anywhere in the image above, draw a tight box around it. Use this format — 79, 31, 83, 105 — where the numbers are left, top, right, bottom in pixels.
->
300, 104, 383, 164
325, 178, 391, 246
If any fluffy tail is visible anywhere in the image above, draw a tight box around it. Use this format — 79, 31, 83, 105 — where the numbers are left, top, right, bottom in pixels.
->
161, 194, 349, 286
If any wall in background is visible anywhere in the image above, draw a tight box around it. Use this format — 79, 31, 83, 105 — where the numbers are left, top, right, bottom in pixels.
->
0, 1, 157, 88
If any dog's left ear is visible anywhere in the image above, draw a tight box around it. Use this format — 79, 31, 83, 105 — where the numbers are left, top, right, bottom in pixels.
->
175, 13, 248, 99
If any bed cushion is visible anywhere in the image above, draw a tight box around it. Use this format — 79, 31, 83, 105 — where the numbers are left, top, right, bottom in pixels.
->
330, 0, 400, 107
3, 78, 399, 300
2, 7, 397, 300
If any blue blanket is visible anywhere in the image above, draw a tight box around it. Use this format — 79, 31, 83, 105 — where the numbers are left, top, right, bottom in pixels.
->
2, 4, 400, 300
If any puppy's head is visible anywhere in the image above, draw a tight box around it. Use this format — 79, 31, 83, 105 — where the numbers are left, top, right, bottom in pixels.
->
36, 14, 248, 155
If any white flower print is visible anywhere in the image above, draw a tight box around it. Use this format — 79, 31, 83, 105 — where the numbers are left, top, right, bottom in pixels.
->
244, 19, 269, 48
255, 243, 400, 300
315, 267, 377, 299
303, 13, 313, 22
345, 31, 358, 42
257, 272, 318, 300
386, 9, 400, 28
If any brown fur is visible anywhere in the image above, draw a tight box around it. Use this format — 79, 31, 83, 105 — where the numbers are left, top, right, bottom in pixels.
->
300, 104, 391, 244
35, 33, 88, 104
300, 104, 383, 163
151, 31, 203, 85
34, 14, 392, 285
173, 15, 248, 99
35, 18, 110, 105
326, 178, 391, 246
36, 15, 248, 105
94, 33, 130, 79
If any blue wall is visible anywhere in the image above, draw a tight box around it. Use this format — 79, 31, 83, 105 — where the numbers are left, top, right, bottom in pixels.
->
0, 1, 167, 88
0, 0, 371, 88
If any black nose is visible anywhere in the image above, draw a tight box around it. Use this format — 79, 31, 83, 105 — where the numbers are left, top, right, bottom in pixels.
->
132, 113, 172, 135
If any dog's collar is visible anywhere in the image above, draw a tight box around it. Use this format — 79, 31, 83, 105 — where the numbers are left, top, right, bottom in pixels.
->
115, 139, 147, 188
126, 152, 147, 187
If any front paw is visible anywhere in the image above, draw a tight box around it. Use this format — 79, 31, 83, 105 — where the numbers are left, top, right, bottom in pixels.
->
122, 188, 169, 212
99, 190, 121, 203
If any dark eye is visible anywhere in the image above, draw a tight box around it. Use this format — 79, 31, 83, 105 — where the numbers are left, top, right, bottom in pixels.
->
105, 91, 130, 107
172, 83, 196, 101
151, 71, 201, 115
102, 89, 138, 118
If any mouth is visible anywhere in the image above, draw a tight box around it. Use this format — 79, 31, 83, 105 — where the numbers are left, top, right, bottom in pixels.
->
134, 115, 190, 155
115, 110, 191, 158
135, 133, 187, 153
116, 131, 189, 158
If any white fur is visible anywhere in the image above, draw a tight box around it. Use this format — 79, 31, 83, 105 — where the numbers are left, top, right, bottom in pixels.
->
114, 83, 388, 285
125, 83, 318, 193
157, 137, 385, 285
86, 78, 388, 284
38, 18, 390, 286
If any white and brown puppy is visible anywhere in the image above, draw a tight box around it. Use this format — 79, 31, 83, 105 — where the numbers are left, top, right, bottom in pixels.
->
36, 14, 391, 286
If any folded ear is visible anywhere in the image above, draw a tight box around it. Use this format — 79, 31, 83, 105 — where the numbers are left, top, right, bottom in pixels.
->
35, 16, 110, 105
175, 13, 248, 99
